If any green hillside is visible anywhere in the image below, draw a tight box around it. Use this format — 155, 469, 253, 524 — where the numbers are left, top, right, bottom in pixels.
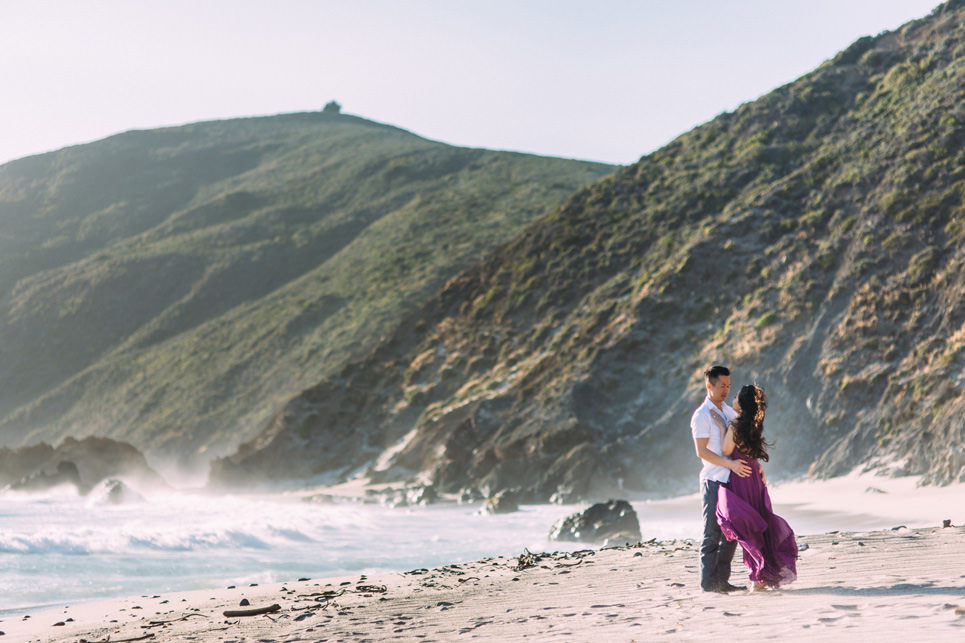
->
0, 113, 613, 462
214, 1, 964, 497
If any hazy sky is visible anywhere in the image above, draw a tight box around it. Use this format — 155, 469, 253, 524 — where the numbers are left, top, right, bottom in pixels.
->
0, 0, 944, 167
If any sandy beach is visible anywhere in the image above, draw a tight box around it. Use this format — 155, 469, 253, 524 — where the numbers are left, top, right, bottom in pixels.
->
3, 520, 963, 642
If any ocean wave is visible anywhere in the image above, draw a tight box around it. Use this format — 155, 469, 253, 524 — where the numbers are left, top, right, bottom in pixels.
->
0, 531, 95, 555
127, 528, 273, 551
0, 492, 372, 556
268, 526, 316, 543
0, 526, 295, 554
0, 494, 604, 614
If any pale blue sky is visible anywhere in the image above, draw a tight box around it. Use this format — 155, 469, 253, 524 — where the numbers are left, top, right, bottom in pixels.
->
0, 0, 944, 167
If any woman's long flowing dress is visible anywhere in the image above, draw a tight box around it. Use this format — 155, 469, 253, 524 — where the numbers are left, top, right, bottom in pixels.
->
716, 451, 798, 587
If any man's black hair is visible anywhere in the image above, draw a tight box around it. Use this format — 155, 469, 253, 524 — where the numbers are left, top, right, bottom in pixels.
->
704, 365, 730, 382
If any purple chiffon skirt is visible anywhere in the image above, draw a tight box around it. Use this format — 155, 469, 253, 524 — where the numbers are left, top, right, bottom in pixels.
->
716, 454, 798, 587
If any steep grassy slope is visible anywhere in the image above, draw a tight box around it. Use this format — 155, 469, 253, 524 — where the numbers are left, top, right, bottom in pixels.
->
0, 113, 612, 460
214, 1, 964, 497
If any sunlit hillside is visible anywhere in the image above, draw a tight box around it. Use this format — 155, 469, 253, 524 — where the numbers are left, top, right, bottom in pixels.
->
214, 2, 963, 498
0, 112, 612, 463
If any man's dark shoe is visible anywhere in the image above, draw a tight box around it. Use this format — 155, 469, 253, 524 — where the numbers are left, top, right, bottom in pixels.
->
717, 582, 747, 592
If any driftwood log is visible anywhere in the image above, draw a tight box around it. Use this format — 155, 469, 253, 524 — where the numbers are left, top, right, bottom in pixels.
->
223, 603, 281, 617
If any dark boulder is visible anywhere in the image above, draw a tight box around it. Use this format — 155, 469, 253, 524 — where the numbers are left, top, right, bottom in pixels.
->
369, 487, 409, 507
458, 487, 484, 504
405, 484, 438, 506
549, 488, 582, 504
87, 478, 146, 505
483, 489, 519, 514
549, 499, 641, 545
366, 484, 438, 508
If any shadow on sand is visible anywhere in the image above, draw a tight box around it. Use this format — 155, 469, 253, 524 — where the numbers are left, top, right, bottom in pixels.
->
782, 582, 965, 597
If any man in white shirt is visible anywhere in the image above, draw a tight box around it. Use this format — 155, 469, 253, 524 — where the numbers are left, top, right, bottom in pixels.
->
691, 365, 751, 592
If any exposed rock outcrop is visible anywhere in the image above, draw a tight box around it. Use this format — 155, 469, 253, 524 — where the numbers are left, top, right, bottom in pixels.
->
484, 490, 520, 514
86, 478, 147, 505
9, 460, 82, 494
364, 484, 439, 507
0, 437, 166, 495
549, 500, 642, 545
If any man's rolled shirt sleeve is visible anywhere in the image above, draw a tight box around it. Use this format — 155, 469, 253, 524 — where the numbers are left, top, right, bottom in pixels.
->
691, 410, 712, 440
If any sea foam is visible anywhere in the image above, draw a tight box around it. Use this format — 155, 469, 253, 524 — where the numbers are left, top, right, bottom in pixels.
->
0, 490, 591, 613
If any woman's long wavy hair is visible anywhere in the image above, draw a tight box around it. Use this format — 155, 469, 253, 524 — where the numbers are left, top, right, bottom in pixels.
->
731, 384, 770, 461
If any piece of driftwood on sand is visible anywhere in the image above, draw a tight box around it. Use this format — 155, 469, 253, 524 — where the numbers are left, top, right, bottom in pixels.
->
222, 603, 281, 617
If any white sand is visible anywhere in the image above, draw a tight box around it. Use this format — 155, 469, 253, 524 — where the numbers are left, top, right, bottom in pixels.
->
637, 470, 965, 537
3, 476, 964, 642
770, 469, 965, 528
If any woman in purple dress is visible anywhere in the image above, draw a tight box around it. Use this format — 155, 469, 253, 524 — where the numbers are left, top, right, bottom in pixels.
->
715, 384, 797, 590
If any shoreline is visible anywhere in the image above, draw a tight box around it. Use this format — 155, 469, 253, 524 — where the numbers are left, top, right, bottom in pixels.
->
3, 524, 963, 642
2, 473, 963, 641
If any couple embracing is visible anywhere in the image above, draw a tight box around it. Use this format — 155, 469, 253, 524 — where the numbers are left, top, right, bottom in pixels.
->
691, 365, 798, 593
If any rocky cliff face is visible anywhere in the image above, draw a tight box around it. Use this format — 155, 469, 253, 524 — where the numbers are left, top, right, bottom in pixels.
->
212, 2, 964, 499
